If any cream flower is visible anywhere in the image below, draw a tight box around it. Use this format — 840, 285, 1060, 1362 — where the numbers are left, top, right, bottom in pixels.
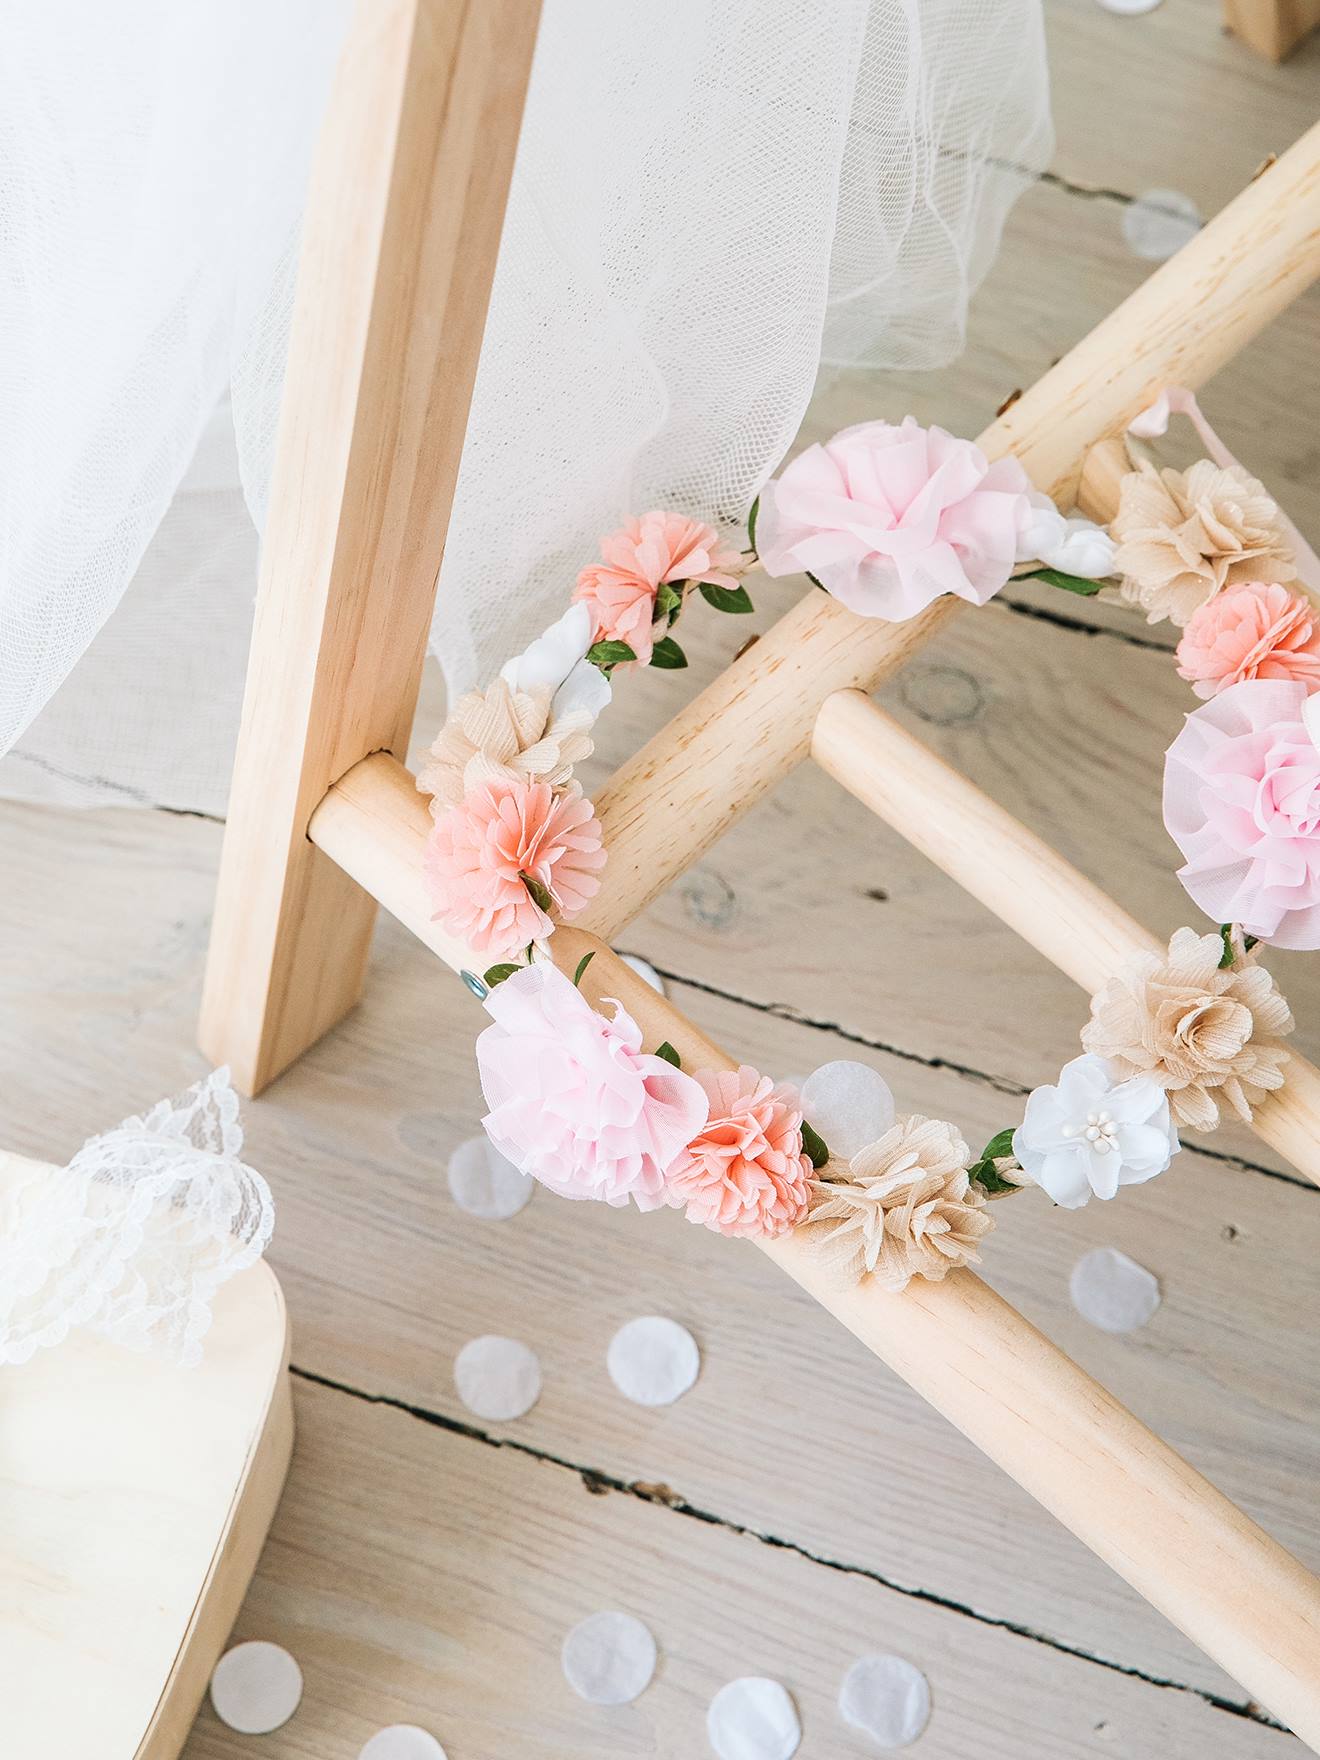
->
1112, 459, 1296, 627
802, 1114, 992, 1290
418, 604, 610, 812
1081, 928, 1293, 1131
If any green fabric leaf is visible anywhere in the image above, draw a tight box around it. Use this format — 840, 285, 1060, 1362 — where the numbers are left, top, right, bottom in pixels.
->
648, 635, 688, 669
1244, 934, 1259, 953
980, 1128, 1017, 1162
654, 580, 684, 627
654, 1040, 682, 1068
800, 1119, 831, 1170
1022, 566, 1104, 597
747, 495, 759, 553
572, 950, 596, 988
482, 962, 521, 988
698, 581, 755, 614
1218, 923, 1235, 969
520, 871, 554, 914
968, 1159, 1021, 1196
587, 638, 637, 674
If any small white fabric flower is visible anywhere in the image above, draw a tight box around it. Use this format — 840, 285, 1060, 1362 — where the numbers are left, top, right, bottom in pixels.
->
1012, 1053, 1178, 1209
501, 601, 612, 721
1017, 491, 1116, 579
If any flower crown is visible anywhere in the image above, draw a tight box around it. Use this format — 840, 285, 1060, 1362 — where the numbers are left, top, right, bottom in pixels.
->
419, 399, 1310, 1291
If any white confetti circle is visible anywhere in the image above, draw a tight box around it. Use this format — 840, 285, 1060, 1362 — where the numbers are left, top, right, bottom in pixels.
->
607, 1316, 700, 1407
1070, 1247, 1161, 1334
561, 1611, 658, 1704
1122, 188, 1200, 261
1094, 0, 1163, 14
839, 1654, 931, 1749
799, 1061, 895, 1161
620, 952, 666, 994
454, 1335, 542, 1421
359, 1728, 448, 1760
209, 1641, 303, 1735
707, 1677, 801, 1760
447, 1135, 534, 1220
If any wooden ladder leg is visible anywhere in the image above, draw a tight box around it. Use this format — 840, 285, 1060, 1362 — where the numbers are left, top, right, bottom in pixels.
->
1224, 0, 1320, 61
199, 0, 541, 1095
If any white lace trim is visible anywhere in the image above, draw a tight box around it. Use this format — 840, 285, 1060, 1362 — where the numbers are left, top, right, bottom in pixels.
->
0, 1068, 274, 1368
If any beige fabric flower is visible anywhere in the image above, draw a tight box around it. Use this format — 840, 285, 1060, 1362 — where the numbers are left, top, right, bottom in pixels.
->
1081, 927, 1293, 1132
802, 1114, 993, 1291
417, 677, 594, 813
1112, 459, 1296, 628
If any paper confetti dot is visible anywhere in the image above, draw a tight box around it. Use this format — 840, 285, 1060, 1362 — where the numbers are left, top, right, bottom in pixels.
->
1122, 189, 1200, 261
620, 952, 666, 994
1070, 1247, 1161, 1334
1094, 0, 1162, 14
209, 1641, 303, 1734
447, 1136, 534, 1220
454, 1335, 542, 1420
607, 1316, 700, 1407
839, 1654, 931, 1749
561, 1611, 658, 1704
799, 1061, 895, 1162
707, 1677, 801, 1760
359, 1729, 448, 1760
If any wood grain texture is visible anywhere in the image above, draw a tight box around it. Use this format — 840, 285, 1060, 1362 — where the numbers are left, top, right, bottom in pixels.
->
180, 1376, 1297, 1760
11, 797, 1320, 1721
199, 0, 540, 1095
0, 1168, 291, 1760
309, 769, 1320, 1743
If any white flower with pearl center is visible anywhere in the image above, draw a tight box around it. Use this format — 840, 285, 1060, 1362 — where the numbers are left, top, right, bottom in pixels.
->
1012, 1053, 1179, 1209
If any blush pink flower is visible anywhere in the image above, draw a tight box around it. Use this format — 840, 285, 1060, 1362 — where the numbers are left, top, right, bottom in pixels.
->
754, 416, 1034, 622
574, 511, 742, 664
477, 964, 708, 1209
425, 779, 606, 958
1175, 581, 1320, 700
666, 1066, 812, 1239
1164, 677, 1320, 948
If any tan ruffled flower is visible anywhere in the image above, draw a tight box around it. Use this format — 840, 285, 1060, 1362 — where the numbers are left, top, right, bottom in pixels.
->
802, 1115, 992, 1291
1112, 459, 1296, 628
1081, 927, 1293, 1132
417, 677, 594, 814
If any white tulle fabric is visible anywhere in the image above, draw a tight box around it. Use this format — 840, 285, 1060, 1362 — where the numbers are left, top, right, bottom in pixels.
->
0, 0, 1051, 813
0, 1069, 273, 1368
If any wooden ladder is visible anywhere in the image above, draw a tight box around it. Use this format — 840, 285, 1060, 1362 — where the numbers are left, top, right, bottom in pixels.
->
199, 0, 1320, 1741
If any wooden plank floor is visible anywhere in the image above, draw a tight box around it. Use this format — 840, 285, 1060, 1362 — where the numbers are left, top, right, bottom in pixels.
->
5, 4, 1320, 1755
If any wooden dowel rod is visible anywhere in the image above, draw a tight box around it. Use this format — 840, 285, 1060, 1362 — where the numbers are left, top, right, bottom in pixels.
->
580, 123, 1320, 943
811, 688, 1320, 1187
309, 750, 1320, 1746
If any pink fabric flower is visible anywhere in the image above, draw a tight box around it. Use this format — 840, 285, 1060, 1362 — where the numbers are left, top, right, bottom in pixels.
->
574, 511, 742, 664
1175, 581, 1320, 700
1164, 677, 1320, 947
477, 964, 708, 1209
754, 416, 1034, 621
666, 1066, 811, 1238
425, 779, 606, 958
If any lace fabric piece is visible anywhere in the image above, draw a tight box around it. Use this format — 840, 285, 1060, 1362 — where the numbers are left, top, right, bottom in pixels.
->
0, 1068, 274, 1369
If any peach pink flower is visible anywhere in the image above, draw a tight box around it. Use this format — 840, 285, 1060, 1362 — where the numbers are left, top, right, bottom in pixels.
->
425, 778, 605, 958
666, 1066, 811, 1238
574, 511, 742, 665
1164, 677, 1320, 948
754, 416, 1034, 621
477, 964, 709, 1209
1175, 581, 1320, 700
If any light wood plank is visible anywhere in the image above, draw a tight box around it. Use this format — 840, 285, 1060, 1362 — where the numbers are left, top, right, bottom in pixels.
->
184, 1376, 1294, 1758
1224, 0, 1320, 63
199, 0, 540, 1095
8, 798, 1320, 1710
